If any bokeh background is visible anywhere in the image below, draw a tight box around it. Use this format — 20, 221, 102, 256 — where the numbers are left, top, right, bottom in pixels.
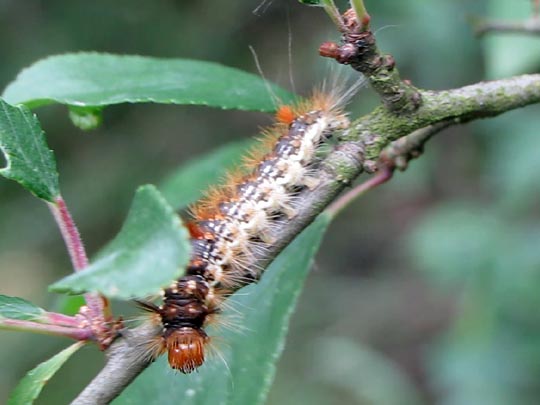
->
1, 0, 540, 404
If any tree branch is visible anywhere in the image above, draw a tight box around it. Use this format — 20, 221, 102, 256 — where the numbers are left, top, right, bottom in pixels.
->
320, 9, 421, 114
378, 121, 452, 171
351, 74, 540, 169
326, 121, 453, 216
71, 323, 158, 405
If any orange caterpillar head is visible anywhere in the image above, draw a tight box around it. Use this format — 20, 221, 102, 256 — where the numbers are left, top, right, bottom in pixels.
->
164, 327, 209, 373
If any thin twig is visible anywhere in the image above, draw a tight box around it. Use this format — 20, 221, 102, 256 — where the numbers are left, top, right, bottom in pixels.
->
43, 311, 81, 327
320, 8, 421, 114
326, 122, 452, 216
48, 197, 113, 345
350, 0, 371, 31
469, 0, 540, 37
378, 121, 453, 171
49, 198, 88, 271
1, 318, 92, 340
471, 16, 540, 37
320, 0, 345, 31
326, 166, 393, 217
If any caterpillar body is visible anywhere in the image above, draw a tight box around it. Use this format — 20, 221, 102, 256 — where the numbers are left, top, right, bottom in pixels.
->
143, 83, 357, 373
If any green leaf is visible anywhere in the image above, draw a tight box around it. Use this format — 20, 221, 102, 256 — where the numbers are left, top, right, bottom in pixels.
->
3, 53, 295, 112
68, 106, 103, 130
50, 185, 191, 299
298, 0, 322, 5
159, 140, 253, 210
484, 0, 540, 78
7, 342, 83, 405
52, 295, 86, 317
115, 213, 332, 405
0, 295, 46, 321
0, 98, 60, 201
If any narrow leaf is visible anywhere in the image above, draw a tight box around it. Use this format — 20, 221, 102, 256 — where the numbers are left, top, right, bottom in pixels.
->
0, 98, 60, 201
8, 342, 83, 405
3, 53, 295, 112
115, 213, 332, 405
0, 295, 46, 322
50, 185, 191, 299
159, 140, 253, 210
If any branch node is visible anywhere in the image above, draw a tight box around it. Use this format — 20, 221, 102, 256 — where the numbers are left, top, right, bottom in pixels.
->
363, 159, 378, 173
320, 8, 422, 114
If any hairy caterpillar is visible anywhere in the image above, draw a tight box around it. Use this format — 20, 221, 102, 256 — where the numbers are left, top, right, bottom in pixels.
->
140, 79, 359, 373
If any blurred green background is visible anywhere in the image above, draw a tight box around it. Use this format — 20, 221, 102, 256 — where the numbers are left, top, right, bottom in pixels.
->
1, 0, 540, 404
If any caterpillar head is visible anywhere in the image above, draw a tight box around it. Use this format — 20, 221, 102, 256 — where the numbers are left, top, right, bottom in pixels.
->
165, 327, 209, 373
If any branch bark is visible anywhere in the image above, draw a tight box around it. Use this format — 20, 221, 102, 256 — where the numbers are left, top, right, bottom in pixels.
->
72, 323, 158, 405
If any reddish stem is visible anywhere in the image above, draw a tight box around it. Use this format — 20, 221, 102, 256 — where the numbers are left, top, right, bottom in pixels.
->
350, 0, 371, 31
44, 311, 81, 327
48, 198, 107, 324
1, 318, 92, 340
50, 197, 88, 270
326, 166, 394, 217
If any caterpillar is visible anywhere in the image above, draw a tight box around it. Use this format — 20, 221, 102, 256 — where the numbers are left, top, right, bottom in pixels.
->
141, 79, 359, 373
